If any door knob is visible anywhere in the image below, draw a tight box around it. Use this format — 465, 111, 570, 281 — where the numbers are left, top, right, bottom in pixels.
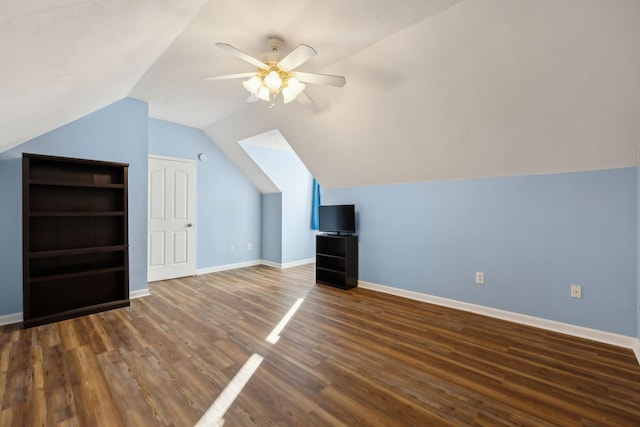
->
186, 223, 193, 228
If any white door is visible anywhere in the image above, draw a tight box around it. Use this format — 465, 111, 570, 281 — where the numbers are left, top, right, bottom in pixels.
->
148, 156, 196, 282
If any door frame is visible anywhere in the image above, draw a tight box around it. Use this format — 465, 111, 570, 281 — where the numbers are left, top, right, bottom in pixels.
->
147, 154, 197, 281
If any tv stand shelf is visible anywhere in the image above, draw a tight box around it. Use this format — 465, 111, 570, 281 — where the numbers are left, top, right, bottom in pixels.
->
316, 234, 358, 289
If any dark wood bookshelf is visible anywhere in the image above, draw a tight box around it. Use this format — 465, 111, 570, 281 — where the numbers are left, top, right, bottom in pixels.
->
29, 180, 125, 188
22, 153, 130, 328
316, 234, 358, 289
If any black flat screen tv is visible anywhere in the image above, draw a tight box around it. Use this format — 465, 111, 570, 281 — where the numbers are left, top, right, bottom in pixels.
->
319, 204, 355, 235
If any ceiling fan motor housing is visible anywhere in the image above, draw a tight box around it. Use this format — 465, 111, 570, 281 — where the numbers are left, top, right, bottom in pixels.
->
262, 37, 284, 63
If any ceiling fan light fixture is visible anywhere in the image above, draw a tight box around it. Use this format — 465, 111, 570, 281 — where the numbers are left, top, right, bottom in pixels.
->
263, 70, 283, 91
208, 39, 344, 107
242, 75, 262, 95
286, 77, 305, 96
256, 85, 271, 101
282, 87, 296, 104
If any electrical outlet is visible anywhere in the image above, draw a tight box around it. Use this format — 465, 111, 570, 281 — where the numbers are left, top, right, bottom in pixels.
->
475, 272, 484, 284
570, 284, 582, 299
247, 242, 252, 251
230, 244, 235, 253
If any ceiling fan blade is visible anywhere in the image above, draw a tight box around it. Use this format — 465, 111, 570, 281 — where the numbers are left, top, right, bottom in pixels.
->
215, 43, 269, 70
203, 72, 255, 81
295, 72, 346, 87
295, 92, 313, 106
277, 44, 317, 71
246, 94, 258, 103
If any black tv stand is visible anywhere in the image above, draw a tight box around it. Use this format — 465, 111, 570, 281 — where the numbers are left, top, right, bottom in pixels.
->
316, 234, 358, 289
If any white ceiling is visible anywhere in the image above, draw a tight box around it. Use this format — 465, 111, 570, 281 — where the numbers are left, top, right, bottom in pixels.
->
0, 0, 208, 152
130, 0, 463, 128
2, 0, 639, 193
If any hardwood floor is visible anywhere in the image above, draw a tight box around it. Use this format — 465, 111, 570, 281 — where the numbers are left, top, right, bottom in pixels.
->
1, 264, 640, 426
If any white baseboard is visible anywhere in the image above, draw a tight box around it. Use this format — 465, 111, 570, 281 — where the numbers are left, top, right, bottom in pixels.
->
359, 280, 640, 362
0, 312, 23, 326
283, 258, 315, 268
130, 289, 151, 299
260, 260, 281, 269
633, 339, 640, 365
197, 260, 263, 275
197, 258, 314, 274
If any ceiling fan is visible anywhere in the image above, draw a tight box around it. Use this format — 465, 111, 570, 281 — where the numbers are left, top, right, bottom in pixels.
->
204, 37, 346, 107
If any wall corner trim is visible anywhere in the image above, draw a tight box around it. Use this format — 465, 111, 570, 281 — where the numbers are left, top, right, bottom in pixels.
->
0, 312, 23, 326
258, 258, 315, 269
358, 280, 639, 361
197, 258, 314, 274
633, 339, 640, 365
197, 260, 264, 275
130, 289, 151, 299
260, 260, 282, 269
279, 258, 316, 269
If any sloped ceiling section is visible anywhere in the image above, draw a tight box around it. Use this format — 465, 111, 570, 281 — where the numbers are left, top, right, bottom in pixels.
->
2, 0, 638, 192
204, 0, 640, 190
0, 0, 208, 153
131, 0, 463, 129
134, 0, 464, 193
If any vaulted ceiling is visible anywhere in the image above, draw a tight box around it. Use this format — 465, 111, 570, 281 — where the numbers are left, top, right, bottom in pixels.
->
2, 1, 639, 193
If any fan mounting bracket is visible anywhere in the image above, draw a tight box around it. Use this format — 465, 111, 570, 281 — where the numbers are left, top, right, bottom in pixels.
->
266, 37, 283, 53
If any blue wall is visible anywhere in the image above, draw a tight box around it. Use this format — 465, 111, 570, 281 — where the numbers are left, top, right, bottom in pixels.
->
0, 159, 24, 315
261, 193, 282, 264
241, 144, 316, 264
0, 103, 266, 318
0, 98, 149, 316
2, 98, 637, 339
148, 119, 261, 268
325, 168, 637, 336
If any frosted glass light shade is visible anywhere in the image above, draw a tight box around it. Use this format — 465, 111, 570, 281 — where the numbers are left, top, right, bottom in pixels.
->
287, 77, 305, 95
257, 85, 271, 101
263, 70, 283, 90
282, 87, 296, 104
242, 76, 262, 95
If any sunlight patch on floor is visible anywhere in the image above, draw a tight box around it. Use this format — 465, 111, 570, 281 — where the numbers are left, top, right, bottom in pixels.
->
266, 297, 305, 344
195, 296, 307, 426
194, 353, 264, 427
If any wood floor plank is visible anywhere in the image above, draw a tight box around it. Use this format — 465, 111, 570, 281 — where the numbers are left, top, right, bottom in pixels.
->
1, 264, 640, 426
0, 408, 12, 426
65, 345, 125, 427
44, 385, 76, 426
123, 346, 199, 426
95, 348, 158, 426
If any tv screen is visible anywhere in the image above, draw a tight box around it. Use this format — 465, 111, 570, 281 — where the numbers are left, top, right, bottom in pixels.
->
319, 204, 355, 235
